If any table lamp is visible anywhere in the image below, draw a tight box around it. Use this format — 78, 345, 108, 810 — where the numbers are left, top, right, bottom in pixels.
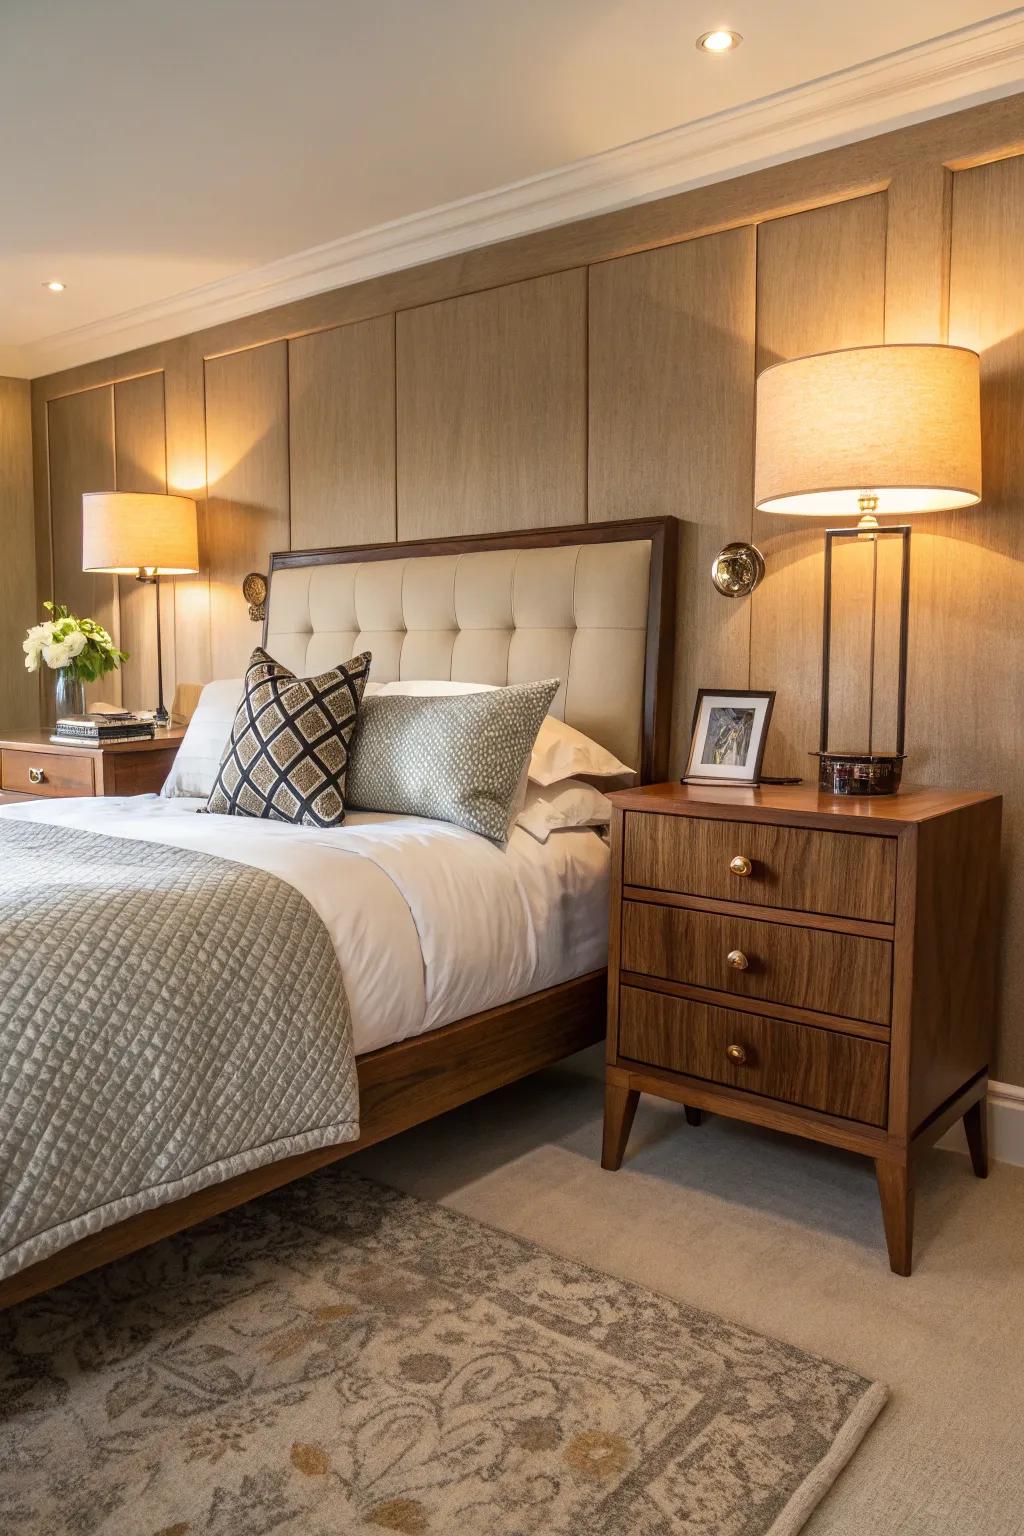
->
82, 491, 199, 724
754, 343, 982, 794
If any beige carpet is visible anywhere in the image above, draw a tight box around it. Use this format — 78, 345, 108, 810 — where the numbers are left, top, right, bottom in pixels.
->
0, 1166, 883, 1536
354, 1049, 1024, 1536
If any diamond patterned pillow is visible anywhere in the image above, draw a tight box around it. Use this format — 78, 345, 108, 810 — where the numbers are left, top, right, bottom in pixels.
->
206, 647, 371, 827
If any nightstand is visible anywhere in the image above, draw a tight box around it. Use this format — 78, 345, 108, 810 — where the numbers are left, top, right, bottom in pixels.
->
602, 782, 1002, 1275
0, 727, 186, 805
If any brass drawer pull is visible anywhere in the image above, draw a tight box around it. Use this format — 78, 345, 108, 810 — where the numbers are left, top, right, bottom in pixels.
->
726, 1043, 748, 1066
727, 948, 749, 970
28, 767, 46, 786
730, 854, 752, 877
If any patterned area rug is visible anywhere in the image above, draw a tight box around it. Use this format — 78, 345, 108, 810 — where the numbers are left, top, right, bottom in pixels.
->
0, 1170, 885, 1535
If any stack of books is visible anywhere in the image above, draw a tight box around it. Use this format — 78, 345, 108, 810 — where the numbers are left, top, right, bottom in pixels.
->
51, 711, 156, 748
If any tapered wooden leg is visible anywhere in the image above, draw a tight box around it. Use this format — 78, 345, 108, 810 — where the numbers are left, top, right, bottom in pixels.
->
684, 1106, 704, 1127
963, 1098, 989, 1178
602, 1081, 640, 1170
875, 1157, 914, 1276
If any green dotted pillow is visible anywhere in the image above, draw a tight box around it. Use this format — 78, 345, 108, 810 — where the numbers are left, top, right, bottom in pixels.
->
346, 679, 560, 842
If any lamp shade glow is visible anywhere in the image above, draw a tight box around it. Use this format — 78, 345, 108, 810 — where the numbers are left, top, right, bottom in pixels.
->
82, 492, 199, 574
754, 344, 982, 517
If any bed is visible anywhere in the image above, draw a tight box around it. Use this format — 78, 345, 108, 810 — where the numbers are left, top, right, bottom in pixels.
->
0, 516, 675, 1309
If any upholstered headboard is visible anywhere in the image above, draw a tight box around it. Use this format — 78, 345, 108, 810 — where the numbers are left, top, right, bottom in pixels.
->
265, 519, 676, 782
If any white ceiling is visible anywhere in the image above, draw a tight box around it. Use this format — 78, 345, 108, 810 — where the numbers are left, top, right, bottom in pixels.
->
1, 0, 1021, 377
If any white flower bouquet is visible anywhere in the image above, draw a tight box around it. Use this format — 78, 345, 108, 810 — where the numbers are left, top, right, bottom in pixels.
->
23, 602, 127, 682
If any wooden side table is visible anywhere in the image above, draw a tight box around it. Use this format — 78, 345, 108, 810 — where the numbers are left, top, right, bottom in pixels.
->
602, 782, 1002, 1275
0, 727, 186, 805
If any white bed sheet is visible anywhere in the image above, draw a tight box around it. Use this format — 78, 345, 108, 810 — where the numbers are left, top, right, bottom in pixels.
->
0, 795, 610, 1055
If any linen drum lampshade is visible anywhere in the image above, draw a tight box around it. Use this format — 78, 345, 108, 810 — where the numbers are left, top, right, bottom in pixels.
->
82, 492, 199, 575
754, 344, 982, 519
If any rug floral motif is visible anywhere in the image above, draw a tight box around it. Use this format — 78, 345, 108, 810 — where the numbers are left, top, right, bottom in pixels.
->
0, 1170, 886, 1535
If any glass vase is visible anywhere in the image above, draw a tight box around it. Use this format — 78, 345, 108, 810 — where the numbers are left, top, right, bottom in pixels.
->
54, 667, 86, 720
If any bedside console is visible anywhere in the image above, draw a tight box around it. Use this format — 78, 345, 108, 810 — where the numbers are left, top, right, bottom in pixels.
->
0, 728, 186, 805
602, 783, 1002, 1275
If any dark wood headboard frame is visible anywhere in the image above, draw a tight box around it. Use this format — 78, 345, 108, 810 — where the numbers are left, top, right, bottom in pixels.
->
266, 517, 677, 784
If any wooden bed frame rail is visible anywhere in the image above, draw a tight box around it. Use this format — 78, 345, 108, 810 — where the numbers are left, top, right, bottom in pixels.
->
1, 515, 674, 1310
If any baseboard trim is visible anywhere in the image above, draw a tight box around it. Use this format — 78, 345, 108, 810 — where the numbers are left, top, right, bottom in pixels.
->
937, 1078, 1024, 1166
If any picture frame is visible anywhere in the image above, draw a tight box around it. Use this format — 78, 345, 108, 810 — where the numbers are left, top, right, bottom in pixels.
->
683, 688, 775, 786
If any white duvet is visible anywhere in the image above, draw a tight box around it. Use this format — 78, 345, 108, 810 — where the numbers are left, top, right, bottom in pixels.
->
0, 795, 610, 1054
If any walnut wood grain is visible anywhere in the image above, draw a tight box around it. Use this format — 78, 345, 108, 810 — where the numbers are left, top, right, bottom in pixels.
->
623, 808, 897, 922
620, 971, 890, 1043
0, 729, 186, 801
0, 971, 605, 1312
604, 782, 1002, 1275
606, 1062, 889, 1159
618, 986, 890, 1126
875, 1157, 914, 1276
621, 900, 892, 1025
907, 799, 1001, 1133
1, 748, 95, 797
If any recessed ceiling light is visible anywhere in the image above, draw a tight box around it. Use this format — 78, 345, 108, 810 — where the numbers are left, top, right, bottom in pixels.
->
44, 280, 66, 292
696, 29, 742, 52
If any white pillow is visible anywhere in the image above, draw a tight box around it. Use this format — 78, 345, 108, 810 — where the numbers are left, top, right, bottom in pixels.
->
515, 779, 613, 843
528, 716, 633, 786
162, 678, 243, 799
362, 680, 634, 784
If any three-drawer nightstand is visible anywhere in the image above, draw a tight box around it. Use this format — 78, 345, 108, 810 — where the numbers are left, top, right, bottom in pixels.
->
0, 727, 186, 805
602, 782, 1002, 1275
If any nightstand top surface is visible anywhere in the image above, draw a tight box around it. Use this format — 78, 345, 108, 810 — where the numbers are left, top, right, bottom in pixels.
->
0, 726, 187, 755
611, 780, 1000, 829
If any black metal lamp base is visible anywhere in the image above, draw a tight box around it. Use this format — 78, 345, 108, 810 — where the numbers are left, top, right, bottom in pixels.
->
813, 752, 906, 796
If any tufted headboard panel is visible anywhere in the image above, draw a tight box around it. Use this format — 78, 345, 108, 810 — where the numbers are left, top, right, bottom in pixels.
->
265, 519, 676, 782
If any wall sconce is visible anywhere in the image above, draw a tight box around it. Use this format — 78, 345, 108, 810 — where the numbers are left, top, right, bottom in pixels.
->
242, 571, 267, 622
710, 542, 765, 598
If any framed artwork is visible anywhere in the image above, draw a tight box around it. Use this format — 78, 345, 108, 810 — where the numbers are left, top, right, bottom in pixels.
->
683, 689, 775, 786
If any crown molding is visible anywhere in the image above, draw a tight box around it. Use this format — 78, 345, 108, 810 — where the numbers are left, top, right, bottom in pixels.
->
13, 10, 1024, 381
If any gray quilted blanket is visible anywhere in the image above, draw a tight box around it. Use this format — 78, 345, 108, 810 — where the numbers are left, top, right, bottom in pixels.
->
0, 820, 358, 1284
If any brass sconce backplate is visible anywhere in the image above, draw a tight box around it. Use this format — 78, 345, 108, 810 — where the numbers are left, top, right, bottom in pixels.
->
242, 571, 268, 622
710, 542, 765, 598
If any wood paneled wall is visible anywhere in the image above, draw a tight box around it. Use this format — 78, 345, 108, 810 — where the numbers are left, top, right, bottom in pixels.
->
25, 94, 1024, 1080
0, 377, 37, 727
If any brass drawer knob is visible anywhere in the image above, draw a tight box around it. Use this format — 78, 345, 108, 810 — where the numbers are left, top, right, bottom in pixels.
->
729, 854, 752, 877
28, 767, 46, 786
727, 948, 749, 970
726, 1043, 748, 1066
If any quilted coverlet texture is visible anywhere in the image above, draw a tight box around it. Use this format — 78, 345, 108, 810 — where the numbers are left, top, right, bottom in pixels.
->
0, 1169, 886, 1535
0, 818, 358, 1284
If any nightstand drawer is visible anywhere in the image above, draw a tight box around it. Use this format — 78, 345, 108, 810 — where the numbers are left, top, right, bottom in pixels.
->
0, 750, 95, 798
618, 986, 889, 1126
624, 812, 896, 922
621, 900, 892, 1025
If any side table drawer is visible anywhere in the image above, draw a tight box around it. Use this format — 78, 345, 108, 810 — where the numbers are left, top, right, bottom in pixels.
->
0, 750, 95, 798
621, 900, 892, 1025
618, 986, 889, 1126
624, 812, 896, 922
